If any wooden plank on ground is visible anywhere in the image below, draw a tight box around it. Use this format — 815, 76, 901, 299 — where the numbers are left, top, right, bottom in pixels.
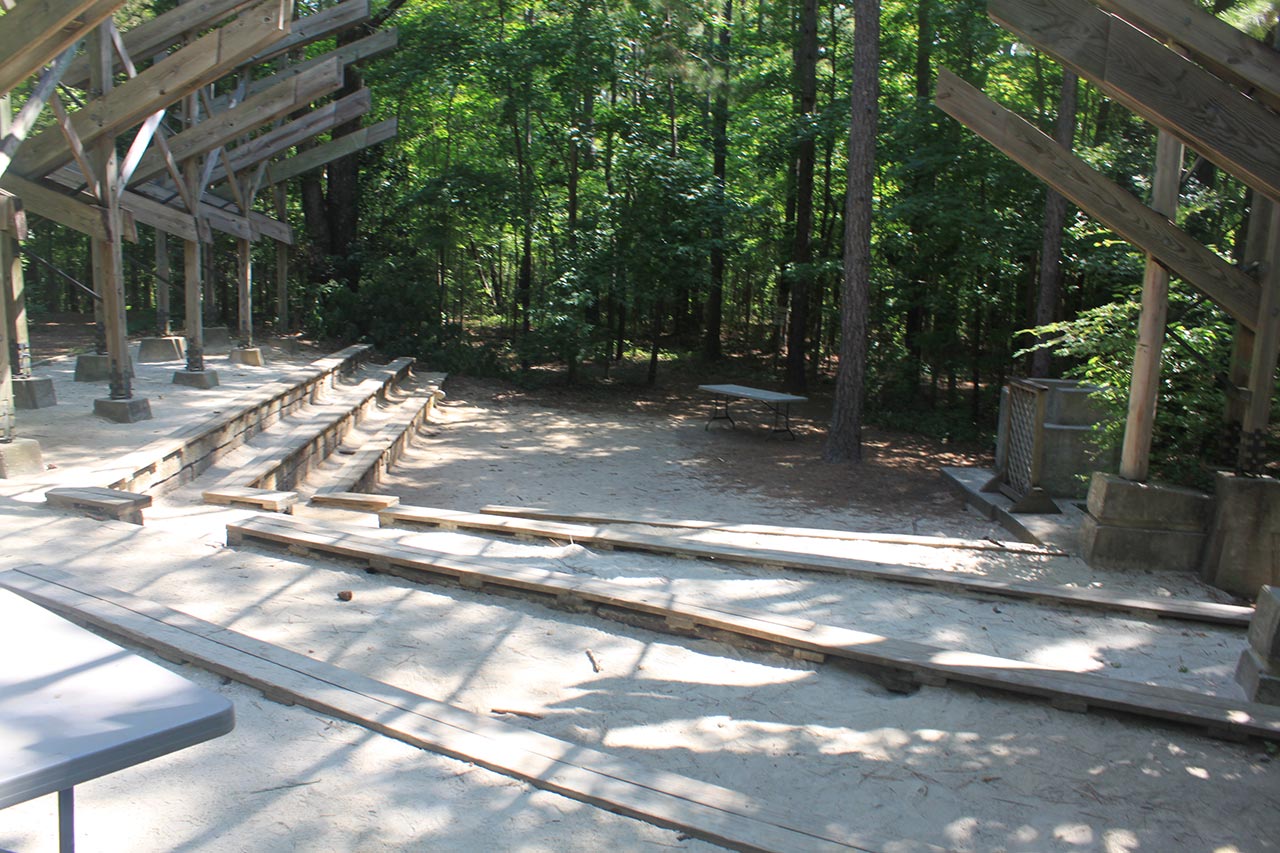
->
934, 68, 1261, 330
989, 0, 1280, 203
479, 504, 1064, 555
381, 505, 1253, 627
223, 514, 1280, 741
0, 567, 887, 853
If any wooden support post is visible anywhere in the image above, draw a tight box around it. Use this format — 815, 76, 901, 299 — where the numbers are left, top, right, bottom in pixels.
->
273, 183, 288, 330
1240, 212, 1280, 472
0, 231, 13, 439
87, 26, 131, 401
155, 230, 171, 335
183, 237, 205, 372
0, 98, 28, 381
237, 237, 253, 347
1119, 131, 1183, 482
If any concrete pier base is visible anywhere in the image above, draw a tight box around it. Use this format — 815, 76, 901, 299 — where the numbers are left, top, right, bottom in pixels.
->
12, 377, 56, 409
173, 369, 221, 389
228, 347, 264, 366
137, 336, 185, 362
1201, 474, 1280, 598
0, 438, 44, 477
1236, 587, 1280, 704
1080, 473, 1210, 572
94, 397, 153, 423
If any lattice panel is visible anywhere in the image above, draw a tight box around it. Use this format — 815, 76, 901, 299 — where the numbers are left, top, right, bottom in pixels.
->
1005, 382, 1040, 496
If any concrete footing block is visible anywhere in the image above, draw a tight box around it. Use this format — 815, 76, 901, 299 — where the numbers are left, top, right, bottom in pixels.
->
202, 326, 231, 348
12, 377, 56, 409
94, 396, 153, 423
75, 354, 133, 381
137, 336, 185, 362
1236, 648, 1280, 704
1080, 473, 1210, 572
173, 369, 221, 389
228, 347, 265, 366
1201, 474, 1280, 598
0, 438, 44, 477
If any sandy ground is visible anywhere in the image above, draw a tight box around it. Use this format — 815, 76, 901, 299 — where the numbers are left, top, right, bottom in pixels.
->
0, 347, 1277, 852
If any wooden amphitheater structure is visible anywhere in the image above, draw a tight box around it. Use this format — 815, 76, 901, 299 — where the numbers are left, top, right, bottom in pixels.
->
0, 0, 398, 452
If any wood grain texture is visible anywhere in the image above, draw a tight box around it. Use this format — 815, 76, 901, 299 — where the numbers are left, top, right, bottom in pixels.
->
990, 0, 1280, 203
1093, 0, 1280, 113
935, 68, 1260, 328
0, 0, 123, 96
12, 0, 290, 179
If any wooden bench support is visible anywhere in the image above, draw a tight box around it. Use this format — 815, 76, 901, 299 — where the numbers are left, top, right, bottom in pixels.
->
45, 486, 152, 525
203, 485, 298, 512
379, 505, 1252, 628
225, 514, 1280, 742
0, 566, 887, 853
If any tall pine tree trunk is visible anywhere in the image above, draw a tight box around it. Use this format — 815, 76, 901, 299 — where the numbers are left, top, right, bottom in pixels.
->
704, 0, 732, 361
786, 0, 819, 393
824, 0, 878, 463
1030, 70, 1078, 378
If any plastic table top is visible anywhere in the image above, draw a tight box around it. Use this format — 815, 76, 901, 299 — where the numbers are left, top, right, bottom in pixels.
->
0, 587, 235, 811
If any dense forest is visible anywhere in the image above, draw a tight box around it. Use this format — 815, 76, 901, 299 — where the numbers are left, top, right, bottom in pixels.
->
17, 0, 1280, 481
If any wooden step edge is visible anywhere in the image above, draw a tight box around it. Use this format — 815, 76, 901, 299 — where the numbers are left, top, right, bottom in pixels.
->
478, 504, 1067, 555
0, 567, 888, 853
226, 516, 1280, 743
380, 506, 1251, 628
204, 486, 299, 512
310, 491, 401, 510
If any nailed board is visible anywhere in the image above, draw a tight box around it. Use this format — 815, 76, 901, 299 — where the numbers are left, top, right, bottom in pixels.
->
0, 566, 890, 853
479, 504, 1063, 555
225, 514, 1280, 742
381, 505, 1251, 628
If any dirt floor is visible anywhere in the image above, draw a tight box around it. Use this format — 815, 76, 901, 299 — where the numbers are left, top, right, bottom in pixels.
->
0, 328, 1277, 853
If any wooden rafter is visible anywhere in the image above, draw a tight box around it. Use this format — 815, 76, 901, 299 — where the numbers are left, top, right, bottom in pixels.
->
10, 0, 291, 180
0, 0, 122, 96
203, 88, 371, 187
0, 173, 113, 242
264, 117, 396, 185
0, 43, 80, 180
127, 59, 343, 187
935, 68, 1260, 329
216, 27, 396, 110
990, 0, 1280, 203
247, 0, 370, 66
1093, 0, 1280, 113
61, 0, 260, 90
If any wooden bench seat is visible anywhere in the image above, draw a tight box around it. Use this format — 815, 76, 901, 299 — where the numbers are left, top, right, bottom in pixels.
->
45, 487, 152, 525
202, 486, 298, 512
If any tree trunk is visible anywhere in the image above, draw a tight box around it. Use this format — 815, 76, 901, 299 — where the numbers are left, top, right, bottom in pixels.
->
704, 0, 732, 362
786, 0, 819, 393
1030, 70, 1078, 378
824, 0, 878, 463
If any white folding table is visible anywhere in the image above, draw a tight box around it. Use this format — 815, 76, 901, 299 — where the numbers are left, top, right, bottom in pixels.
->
698, 384, 807, 439
0, 588, 235, 852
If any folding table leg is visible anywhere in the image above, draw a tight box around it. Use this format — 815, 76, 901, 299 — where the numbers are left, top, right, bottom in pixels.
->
59, 788, 74, 853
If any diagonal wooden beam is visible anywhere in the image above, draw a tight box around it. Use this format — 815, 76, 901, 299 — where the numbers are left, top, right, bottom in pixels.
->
215, 27, 396, 110
264, 116, 395, 185
204, 88, 371, 186
935, 68, 1260, 329
990, 0, 1280, 203
11, 0, 291, 179
0, 0, 123, 96
1092, 0, 1280, 113
62, 0, 260, 90
0, 42, 80, 180
0, 173, 109, 240
128, 59, 343, 187
248, 0, 369, 66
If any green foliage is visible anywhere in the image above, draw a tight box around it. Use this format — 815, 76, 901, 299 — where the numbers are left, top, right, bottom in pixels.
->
1020, 296, 1235, 490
